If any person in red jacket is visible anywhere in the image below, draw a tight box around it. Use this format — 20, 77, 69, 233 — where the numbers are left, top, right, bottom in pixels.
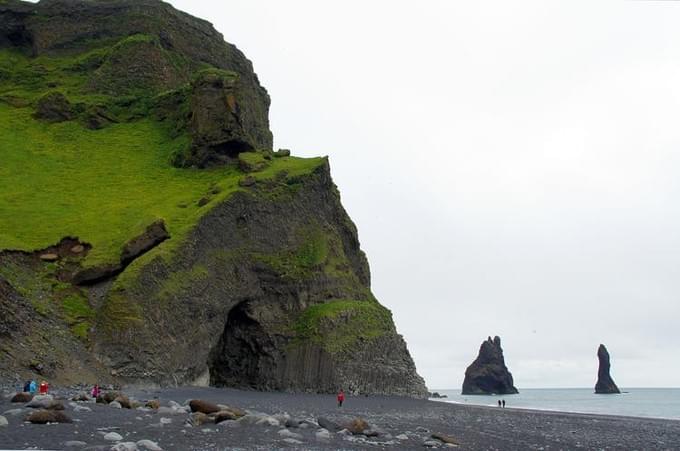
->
337, 389, 345, 407
39, 380, 49, 395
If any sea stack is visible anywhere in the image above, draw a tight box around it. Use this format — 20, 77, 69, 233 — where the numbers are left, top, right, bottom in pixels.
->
595, 344, 621, 394
462, 336, 519, 395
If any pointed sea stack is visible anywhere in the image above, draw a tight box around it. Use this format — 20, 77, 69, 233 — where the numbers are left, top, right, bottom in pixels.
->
595, 344, 621, 394
462, 336, 519, 395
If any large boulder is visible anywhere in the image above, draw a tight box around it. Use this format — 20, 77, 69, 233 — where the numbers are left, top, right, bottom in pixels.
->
25, 409, 72, 424
317, 417, 342, 432
189, 399, 220, 414
345, 417, 369, 435
10, 392, 32, 403
595, 344, 621, 394
161, 69, 272, 168
462, 336, 519, 395
96, 391, 120, 404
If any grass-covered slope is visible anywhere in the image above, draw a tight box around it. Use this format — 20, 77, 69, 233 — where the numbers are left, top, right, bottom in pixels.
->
0, 47, 321, 268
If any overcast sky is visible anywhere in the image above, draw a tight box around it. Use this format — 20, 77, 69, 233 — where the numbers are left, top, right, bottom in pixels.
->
160, 0, 680, 389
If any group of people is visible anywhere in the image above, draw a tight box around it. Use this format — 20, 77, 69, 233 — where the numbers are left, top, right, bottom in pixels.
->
497, 399, 507, 408
22, 380, 101, 398
22, 380, 49, 395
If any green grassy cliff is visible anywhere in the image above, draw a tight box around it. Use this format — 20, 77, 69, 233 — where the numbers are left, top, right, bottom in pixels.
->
0, 0, 427, 398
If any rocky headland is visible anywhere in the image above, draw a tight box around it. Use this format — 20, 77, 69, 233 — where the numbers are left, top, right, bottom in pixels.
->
462, 336, 519, 395
595, 344, 621, 394
0, 0, 426, 398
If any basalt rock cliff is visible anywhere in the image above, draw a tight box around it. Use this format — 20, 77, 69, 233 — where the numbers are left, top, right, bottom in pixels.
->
462, 336, 519, 395
0, 0, 427, 398
595, 344, 620, 394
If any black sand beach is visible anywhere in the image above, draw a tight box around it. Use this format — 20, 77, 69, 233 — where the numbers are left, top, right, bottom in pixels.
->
1, 386, 679, 450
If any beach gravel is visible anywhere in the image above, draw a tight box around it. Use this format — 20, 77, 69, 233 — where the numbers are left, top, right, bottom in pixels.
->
0, 385, 678, 450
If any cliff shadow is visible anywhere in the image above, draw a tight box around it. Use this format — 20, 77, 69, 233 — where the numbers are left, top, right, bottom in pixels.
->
207, 299, 278, 389
207, 298, 339, 393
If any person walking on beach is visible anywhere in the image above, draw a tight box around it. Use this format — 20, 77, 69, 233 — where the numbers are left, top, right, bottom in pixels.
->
498, 400, 502, 407
337, 390, 345, 408
502, 399, 506, 408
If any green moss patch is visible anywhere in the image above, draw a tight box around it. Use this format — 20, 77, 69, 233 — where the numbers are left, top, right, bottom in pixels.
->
256, 227, 329, 279
98, 290, 144, 333
238, 151, 269, 173
156, 264, 209, 301
292, 299, 395, 354
61, 293, 95, 339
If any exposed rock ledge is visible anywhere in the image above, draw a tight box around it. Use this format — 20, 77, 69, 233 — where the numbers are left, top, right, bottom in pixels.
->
73, 220, 170, 285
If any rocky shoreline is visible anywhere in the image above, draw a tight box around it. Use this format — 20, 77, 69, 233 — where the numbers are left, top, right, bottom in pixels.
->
1, 385, 678, 450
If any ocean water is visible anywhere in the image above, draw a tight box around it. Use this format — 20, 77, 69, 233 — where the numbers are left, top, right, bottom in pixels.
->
431, 388, 680, 420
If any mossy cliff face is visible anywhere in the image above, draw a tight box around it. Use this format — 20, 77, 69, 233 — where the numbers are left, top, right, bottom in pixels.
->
0, 0, 427, 398
94, 161, 425, 396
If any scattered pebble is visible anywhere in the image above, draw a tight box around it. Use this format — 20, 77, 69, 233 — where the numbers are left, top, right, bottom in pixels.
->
137, 439, 163, 451
278, 428, 303, 439
315, 428, 331, 441
111, 442, 138, 451
104, 432, 124, 441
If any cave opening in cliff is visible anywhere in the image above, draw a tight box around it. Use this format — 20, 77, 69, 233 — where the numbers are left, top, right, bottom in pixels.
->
210, 140, 254, 158
208, 300, 275, 389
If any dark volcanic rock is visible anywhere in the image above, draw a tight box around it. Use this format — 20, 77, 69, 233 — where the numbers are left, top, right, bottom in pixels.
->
189, 399, 220, 414
184, 71, 264, 164
120, 220, 169, 266
33, 91, 76, 123
595, 344, 621, 394
0, 277, 32, 338
0, 2, 33, 50
93, 161, 427, 398
462, 336, 519, 395
317, 417, 342, 432
1, 0, 273, 165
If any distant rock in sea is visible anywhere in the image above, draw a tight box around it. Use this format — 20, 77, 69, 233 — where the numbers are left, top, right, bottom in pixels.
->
429, 392, 448, 399
595, 344, 621, 394
462, 336, 519, 395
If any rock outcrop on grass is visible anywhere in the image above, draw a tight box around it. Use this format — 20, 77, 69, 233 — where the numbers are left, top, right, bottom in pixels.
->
595, 344, 621, 394
462, 336, 519, 395
33, 92, 76, 123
